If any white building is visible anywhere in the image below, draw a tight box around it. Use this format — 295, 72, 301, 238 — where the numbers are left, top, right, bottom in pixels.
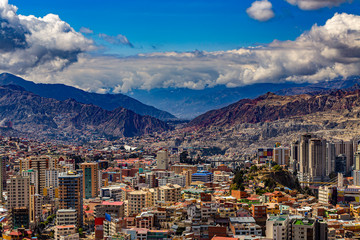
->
266, 215, 289, 240
157, 150, 169, 170
45, 169, 59, 188
56, 209, 77, 226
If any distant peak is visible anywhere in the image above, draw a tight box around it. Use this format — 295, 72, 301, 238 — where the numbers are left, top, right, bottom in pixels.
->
2, 84, 26, 91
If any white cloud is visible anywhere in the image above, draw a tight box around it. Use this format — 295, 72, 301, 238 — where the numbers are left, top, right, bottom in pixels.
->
24, 13, 359, 93
79, 27, 93, 34
286, 0, 351, 10
0, 0, 93, 74
0, 0, 359, 95
99, 33, 134, 47
246, 0, 275, 22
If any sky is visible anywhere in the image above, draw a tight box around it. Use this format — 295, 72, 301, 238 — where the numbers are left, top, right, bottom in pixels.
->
1, 0, 360, 93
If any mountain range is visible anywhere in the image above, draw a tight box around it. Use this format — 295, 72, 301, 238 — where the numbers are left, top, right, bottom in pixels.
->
0, 73, 176, 121
0, 85, 171, 141
2, 73, 360, 121
188, 88, 360, 128
128, 76, 360, 119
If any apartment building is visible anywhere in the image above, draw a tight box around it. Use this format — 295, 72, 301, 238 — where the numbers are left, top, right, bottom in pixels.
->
56, 209, 77, 226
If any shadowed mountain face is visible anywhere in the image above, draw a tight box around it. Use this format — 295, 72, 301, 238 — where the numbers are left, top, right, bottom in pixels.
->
128, 76, 360, 119
0, 73, 176, 120
0, 85, 172, 141
188, 89, 360, 128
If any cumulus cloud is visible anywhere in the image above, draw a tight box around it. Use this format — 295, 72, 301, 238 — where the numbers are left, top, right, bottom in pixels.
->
246, 0, 275, 22
286, 0, 351, 10
0, 0, 93, 75
25, 13, 359, 93
1, 0, 360, 95
79, 27, 93, 34
99, 33, 134, 47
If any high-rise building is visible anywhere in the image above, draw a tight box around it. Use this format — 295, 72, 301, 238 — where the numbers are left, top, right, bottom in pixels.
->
273, 147, 290, 165
299, 134, 312, 182
8, 175, 30, 209
29, 185, 43, 225
266, 215, 290, 240
22, 169, 38, 192
326, 143, 336, 176
58, 171, 83, 227
10, 207, 29, 230
0, 155, 7, 193
353, 170, 360, 186
309, 138, 327, 182
154, 184, 182, 204
128, 190, 153, 216
290, 218, 327, 240
22, 156, 50, 195
290, 141, 299, 173
335, 154, 347, 175
45, 169, 59, 188
257, 148, 274, 164
183, 169, 192, 188
334, 140, 354, 173
56, 209, 77, 226
81, 162, 99, 199
157, 150, 169, 170
354, 143, 360, 171
0, 155, 6, 202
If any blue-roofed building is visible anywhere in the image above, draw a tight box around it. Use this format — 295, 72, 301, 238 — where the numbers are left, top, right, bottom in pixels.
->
192, 171, 213, 183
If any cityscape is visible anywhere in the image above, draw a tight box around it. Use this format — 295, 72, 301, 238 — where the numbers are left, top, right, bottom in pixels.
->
1, 132, 360, 239
0, 0, 360, 240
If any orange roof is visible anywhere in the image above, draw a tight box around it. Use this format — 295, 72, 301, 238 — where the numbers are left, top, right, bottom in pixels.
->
212, 237, 239, 240
102, 201, 124, 206
56, 225, 76, 229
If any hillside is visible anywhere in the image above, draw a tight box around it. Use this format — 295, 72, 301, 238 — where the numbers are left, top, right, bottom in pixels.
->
0, 73, 176, 120
188, 89, 360, 128
0, 85, 172, 141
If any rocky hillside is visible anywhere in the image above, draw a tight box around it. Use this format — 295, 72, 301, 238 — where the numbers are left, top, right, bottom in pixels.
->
0, 85, 172, 141
188, 89, 360, 128
0, 73, 176, 120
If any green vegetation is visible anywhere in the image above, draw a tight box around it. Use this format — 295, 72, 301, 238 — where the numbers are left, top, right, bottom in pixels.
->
78, 227, 84, 237
272, 165, 282, 171
250, 165, 258, 173
175, 227, 186, 235
231, 169, 246, 191
201, 147, 226, 156
294, 219, 313, 225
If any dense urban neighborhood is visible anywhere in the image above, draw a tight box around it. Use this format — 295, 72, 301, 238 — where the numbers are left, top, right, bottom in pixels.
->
0, 132, 359, 240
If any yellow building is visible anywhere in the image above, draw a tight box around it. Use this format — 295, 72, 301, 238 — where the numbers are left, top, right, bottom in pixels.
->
155, 184, 182, 204
128, 190, 153, 216
266, 203, 280, 215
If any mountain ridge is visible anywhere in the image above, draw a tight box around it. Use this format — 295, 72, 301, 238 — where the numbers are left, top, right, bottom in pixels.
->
188, 87, 360, 128
129, 76, 360, 119
0, 73, 176, 120
0, 85, 172, 141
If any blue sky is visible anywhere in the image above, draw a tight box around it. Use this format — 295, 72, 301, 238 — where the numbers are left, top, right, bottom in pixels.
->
1, 0, 360, 93
11, 0, 360, 55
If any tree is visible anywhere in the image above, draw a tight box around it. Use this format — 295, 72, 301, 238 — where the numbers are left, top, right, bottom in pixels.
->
272, 165, 282, 171
180, 151, 189, 163
78, 228, 83, 236
250, 165, 258, 173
